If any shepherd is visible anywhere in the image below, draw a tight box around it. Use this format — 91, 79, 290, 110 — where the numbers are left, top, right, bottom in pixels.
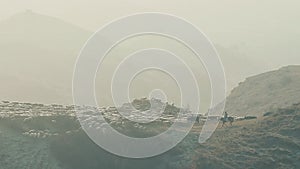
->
220, 111, 234, 127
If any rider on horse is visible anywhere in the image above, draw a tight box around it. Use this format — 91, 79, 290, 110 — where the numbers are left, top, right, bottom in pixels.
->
221, 111, 234, 127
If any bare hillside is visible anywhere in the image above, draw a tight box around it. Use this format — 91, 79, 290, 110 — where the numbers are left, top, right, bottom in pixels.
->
226, 65, 300, 116
0, 100, 299, 169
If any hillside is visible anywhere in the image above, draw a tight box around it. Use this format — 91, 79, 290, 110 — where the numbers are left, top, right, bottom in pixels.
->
0, 10, 91, 104
189, 103, 300, 169
0, 100, 299, 169
226, 65, 300, 116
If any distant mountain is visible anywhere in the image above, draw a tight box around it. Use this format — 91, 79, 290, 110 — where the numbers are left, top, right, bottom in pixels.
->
0, 11, 212, 109
0, 10, 91, 104
225, 65, 300, 116
0, 10, 269, 109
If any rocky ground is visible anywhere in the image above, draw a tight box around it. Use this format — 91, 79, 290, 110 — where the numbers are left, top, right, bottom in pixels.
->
189, 103, 300, 169
0, 100, 299, 169
226, 65, 300, 117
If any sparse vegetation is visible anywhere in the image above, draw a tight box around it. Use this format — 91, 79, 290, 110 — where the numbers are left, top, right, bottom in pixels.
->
0, 100, 299, 169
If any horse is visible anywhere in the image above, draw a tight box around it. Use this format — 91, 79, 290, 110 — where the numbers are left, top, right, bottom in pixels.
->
220, 116, 234, 127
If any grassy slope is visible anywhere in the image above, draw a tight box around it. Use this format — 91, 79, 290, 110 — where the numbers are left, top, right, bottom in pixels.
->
0, 104, 299, 169
189, 103, 300, 169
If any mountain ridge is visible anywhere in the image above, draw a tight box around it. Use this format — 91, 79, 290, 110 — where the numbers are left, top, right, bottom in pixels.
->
226, 65, 300, 116
0, 11, 92, 104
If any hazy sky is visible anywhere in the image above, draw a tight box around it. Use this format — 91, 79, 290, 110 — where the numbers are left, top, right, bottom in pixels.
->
1, 1, 299, 34
1, 0, 299, 59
